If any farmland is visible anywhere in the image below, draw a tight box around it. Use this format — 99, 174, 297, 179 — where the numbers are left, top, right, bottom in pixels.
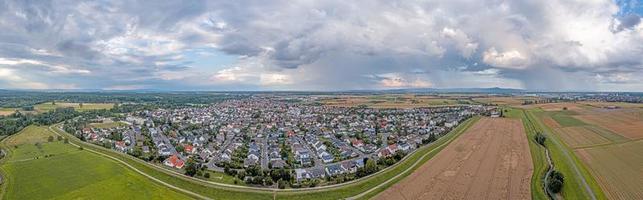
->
472, 96, 541, 106
0, 126, 190, 199
375, 117, 533, 200
534, 102, 643, 200
34, 102, 114, 112
320, 95, 475, 108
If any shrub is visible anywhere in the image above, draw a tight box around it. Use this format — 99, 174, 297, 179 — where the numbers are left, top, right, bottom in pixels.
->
547, 170, 565, 193
204, 172, 211, 178
47, 136, 54, 142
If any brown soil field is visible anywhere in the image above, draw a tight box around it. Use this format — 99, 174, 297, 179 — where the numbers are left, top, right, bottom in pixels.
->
575, 140, 643, 200
574, 109, 643, 139
555, 126, 611, 148
375, 117, 533, 200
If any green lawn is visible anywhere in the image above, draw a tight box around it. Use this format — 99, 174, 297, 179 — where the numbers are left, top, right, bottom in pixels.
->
0, 126, 190, 200
50, 117, 481, 200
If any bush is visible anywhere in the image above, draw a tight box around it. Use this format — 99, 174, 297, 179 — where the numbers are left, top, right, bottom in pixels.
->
47, 135, 54, 142
57, 135, 63, 141
535, 132, 547, 146
204, 172, 211, 178
63, 138, 69, 144
547, 170, 565, 193
278, 180, 287, 189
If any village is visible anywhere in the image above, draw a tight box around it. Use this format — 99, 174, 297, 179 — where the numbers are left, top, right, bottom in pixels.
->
70, 96, 494, 186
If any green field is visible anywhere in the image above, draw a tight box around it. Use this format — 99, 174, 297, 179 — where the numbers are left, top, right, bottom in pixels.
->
507, 109, 606, 199
0, 126, 190, 199
545, 111, 587, 127
47, 117, 481, 200
34, 102, 114, 112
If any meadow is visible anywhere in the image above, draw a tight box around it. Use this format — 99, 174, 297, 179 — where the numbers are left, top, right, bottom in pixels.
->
0, 126, 190, 199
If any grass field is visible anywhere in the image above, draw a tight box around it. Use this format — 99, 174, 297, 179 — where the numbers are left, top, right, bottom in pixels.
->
34, 102, 114, 112
0, 126, 190, 199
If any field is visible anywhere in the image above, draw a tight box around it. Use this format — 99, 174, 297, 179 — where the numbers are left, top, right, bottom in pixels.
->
34, 102, 114, 112
0, 108, 18, 116
0, 126, 190, 199
534, 103, 643, 200
375, 117, 533, 200
321, 95, 475, 108
472, 96, 541, 106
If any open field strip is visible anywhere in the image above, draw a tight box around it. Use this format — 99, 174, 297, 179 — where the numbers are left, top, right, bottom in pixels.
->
52, 117, 480, 200
0, 126, 190, 200
374, 117, 532, 200
528, 109, 605, 200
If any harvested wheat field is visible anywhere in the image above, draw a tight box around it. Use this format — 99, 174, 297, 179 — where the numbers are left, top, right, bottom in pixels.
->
574, 109, 643, 139
375, 117, 533, 200
575, 140, 643, 200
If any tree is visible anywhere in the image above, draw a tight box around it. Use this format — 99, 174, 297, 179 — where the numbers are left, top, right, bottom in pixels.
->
47, 135, 54, 142
535, 132, 546, 146
547, 170, 564, 193
204, 172, 211, 178
63, 138, 69, 144
184, 158, 198, 177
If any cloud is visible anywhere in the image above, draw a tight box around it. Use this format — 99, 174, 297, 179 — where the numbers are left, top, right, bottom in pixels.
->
482, 48, 529, 69
0, 0, 641, 91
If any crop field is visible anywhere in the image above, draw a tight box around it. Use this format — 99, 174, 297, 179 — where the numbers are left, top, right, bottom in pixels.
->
472, 96, 541, 106
0, 126, 189, 199
321, 95, 475, 108
34, 102, 114, 112
535, 103, 643, 200
375, 117, 533, 200
575, 140, 643, 200
573, 109, 643, 139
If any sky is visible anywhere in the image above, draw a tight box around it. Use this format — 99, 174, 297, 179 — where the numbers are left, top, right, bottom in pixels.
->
0, 0, 642, 92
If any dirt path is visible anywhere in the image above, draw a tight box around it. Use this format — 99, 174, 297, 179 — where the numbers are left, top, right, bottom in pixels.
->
375, 117, 533, 200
